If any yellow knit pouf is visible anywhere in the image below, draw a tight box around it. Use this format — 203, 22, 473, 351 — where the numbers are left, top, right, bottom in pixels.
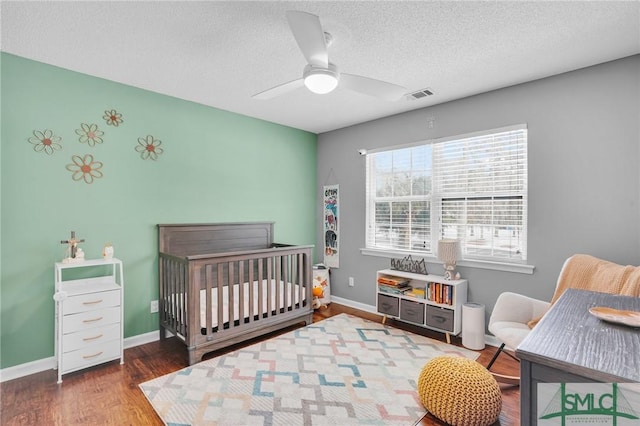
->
417, 356, 501, 426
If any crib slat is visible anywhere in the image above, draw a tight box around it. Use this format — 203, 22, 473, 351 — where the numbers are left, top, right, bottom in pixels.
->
283, 255, 289, 312
248, 258, 255, 323
267, 257, 273, 317
204, 264, 212, 337
298, 253, 304, 309
290, 255, 295, 311
180, 261, 187, 337
275, 255, 281, 315
228, 261, 235, 329
172, 260, 180, 335
238, 260, 245, 325
217, 265, 224, 332
258, 258, 263, 320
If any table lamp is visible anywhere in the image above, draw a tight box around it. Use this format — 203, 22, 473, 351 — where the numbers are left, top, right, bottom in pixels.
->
438, 239, 460, 280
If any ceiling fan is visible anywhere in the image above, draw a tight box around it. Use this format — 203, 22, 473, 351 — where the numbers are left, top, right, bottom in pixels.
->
252, 10, 407, 101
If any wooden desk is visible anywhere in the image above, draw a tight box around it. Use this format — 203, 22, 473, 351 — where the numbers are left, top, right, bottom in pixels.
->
516, 289, 640, 425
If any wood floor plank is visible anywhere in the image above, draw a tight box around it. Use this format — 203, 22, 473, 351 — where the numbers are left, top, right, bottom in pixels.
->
0, 303, 519, 425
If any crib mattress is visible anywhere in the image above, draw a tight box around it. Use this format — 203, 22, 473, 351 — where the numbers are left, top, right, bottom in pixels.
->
199, 280, 305, 330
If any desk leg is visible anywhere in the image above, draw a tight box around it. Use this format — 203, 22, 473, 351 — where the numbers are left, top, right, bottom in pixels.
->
382, 314, 387, 324
520, 359, 532, 426
446, 333, 451, 344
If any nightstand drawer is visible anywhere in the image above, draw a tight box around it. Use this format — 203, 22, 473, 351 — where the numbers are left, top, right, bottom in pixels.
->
64, 289, 121, 315
61, 340, 121, 373
426, 305, 454, 332
400, 299, 425, 325
377, 294, 399, 317
62, 323, 120, 353
63, 306, 120, 333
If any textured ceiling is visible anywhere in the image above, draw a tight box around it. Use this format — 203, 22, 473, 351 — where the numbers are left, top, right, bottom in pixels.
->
2, 1, 639, 134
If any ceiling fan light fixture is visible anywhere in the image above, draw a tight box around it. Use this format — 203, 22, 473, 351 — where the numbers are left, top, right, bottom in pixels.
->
303, 64, 339, 94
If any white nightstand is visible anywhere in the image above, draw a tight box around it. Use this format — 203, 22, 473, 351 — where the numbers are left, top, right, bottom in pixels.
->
53, 258, 124, 384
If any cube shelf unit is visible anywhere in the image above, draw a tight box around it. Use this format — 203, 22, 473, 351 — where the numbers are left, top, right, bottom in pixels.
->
376, 268, 467, 343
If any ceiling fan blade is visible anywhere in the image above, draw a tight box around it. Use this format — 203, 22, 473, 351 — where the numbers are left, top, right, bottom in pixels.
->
252, 78, 304, 100
340, 73, 407, 101
286, 10, 328, 68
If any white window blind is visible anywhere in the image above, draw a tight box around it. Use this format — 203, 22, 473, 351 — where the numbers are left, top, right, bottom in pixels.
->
365, 124, 527, 263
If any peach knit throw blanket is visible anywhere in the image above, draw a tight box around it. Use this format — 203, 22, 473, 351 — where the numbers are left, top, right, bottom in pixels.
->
528, 254, 640, 328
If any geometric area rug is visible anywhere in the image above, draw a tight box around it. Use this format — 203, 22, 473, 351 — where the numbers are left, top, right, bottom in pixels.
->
139, 313, 479, 426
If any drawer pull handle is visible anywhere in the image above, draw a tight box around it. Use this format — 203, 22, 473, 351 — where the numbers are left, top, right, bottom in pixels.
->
82, 351, 103, 359
82, 299, 103, 305
82, 317, 103, 323
83, 333, 104, 341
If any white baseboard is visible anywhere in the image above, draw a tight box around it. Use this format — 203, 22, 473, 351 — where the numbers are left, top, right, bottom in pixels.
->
0, 357, 57, 383
123, 330, 159, 349
329, 295, 377, 314
0, 331, 162, 383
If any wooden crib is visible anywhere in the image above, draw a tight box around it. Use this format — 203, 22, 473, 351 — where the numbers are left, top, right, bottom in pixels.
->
158, 222, 314, 365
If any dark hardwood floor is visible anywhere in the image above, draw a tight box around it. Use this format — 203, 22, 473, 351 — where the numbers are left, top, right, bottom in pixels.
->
0, 304, 520, 425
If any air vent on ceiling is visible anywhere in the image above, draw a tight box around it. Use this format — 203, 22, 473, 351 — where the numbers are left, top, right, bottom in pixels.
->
408, 88, 434, 100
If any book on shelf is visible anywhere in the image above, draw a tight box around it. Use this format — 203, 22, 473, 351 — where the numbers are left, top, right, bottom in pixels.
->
377, 276, 409, 287
405, 290, 426, 299
405, 287, 426, 299
427, 282, 453, 305
378, 284, 411, 295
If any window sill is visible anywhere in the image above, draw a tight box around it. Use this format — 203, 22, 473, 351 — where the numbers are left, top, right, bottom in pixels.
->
360, 248, 535, 275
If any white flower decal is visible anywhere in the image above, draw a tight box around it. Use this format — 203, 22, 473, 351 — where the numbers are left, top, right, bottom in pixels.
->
65, 154, 104, 184
103, 109, 123, 127
135, 135, 163, 160
75, 123, 104, 147
28, 130, 62, 155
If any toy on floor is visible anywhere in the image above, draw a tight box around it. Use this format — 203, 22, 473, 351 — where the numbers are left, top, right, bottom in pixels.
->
312, 278, 328, 310
312, 286, 326, 309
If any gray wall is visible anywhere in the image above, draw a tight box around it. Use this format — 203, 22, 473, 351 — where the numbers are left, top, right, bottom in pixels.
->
316, 55, 640, 322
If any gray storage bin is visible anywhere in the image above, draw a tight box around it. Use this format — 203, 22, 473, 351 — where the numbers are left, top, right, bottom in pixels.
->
400, 299, 425, 325
426, 305, 454, 332
377, 293, 399, 317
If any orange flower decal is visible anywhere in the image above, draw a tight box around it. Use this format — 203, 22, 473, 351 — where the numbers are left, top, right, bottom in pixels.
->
28, 130, 62, 155
135, 135, 163, 160
66, 154, 104, 184
103, 109, 123, 127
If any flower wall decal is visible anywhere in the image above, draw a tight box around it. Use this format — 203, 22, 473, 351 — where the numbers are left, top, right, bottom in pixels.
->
135, 135, 163, 160
103, 109, 123, 127
28, 130, 62, 155
75, 123, 104, 147
65, 154, 104, 184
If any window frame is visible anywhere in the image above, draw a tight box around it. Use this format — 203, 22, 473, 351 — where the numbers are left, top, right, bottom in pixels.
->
362, 124, 533, 274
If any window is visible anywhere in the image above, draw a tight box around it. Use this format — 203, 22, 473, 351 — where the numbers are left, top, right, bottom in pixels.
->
365, 124, 527, 264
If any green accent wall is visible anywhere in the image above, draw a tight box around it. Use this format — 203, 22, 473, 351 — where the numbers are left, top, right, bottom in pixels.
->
0, 53, 317, 369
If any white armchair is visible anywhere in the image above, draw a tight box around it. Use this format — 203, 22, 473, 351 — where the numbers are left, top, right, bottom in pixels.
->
486, 292, 550, 384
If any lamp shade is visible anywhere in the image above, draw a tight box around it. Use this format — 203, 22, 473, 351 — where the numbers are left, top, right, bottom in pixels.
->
438, 239, 460, 263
